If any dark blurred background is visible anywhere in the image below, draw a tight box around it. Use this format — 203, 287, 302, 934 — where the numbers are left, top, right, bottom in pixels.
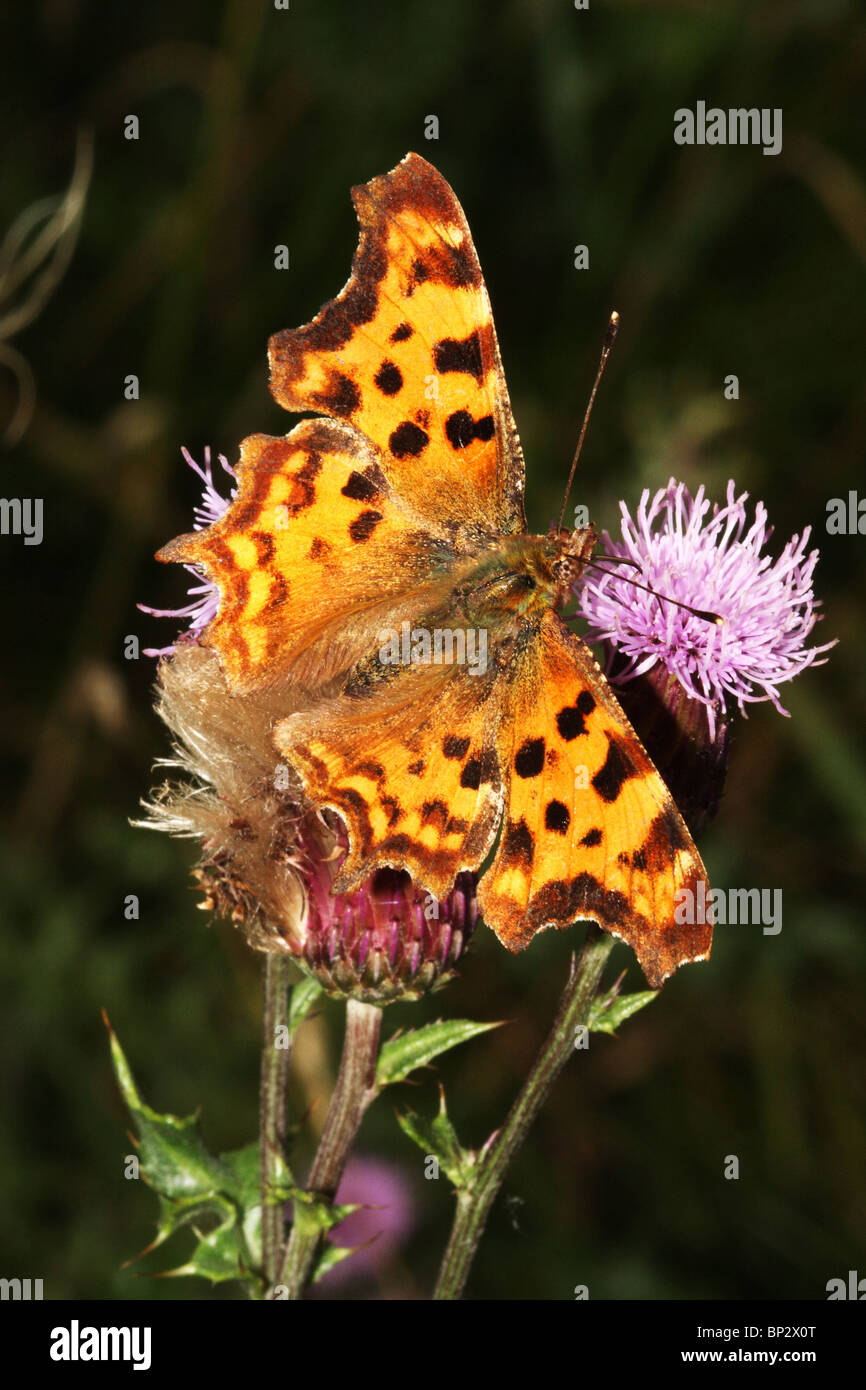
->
2, 0, 865, 1301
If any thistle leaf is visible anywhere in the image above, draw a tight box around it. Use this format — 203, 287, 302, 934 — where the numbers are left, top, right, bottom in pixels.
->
587, 989, 657, 1035
376, 1018, 502, 1089
105, 1013, 296, 1291
396, 1085, 475, 1188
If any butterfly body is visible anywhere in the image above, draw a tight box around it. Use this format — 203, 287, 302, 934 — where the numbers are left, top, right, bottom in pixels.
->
159, 153, 712, 986
452, 526, 598, 626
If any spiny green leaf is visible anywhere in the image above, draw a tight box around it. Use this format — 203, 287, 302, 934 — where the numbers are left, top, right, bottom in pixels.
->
106, 1015, 299, 1292
376, 1017, 503, 1089
151, 1193, 218, 1249
291, 1192, 362, 1237
587, 988, 657, 1035
313, 1240, 362, 1283
396, 1086, 475, 1188
123, 1192, 216, 1265
105, 1012, 231, 1199
164, 1202, 249, 1285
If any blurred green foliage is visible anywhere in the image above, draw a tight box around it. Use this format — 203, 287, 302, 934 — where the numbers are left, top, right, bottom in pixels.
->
2, 0, 865, 1300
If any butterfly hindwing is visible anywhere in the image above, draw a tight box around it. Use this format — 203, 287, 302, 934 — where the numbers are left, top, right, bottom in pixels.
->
481, 612, 711, 987
276, 660, 503, 899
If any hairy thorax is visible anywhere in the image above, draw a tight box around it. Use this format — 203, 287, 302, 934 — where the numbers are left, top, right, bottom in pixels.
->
452, 525, 599, 631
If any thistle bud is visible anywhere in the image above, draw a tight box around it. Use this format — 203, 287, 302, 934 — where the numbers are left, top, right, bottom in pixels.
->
294, 812, 477, 1003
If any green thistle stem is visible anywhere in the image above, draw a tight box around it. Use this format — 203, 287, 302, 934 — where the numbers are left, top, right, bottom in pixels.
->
433, 926, 615, 1300
260, 953, 292, 1292
277, 997, 382, 1299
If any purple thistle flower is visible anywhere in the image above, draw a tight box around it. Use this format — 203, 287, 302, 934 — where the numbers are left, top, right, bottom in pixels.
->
139, 447, 236, 656
578, 478, 834, 741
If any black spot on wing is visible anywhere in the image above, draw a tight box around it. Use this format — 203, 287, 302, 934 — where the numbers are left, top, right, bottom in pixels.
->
460, 749, 496, 790
460, 757, 482, 790
515, 737, 545, 779
409, 257, 429, 291
445, 410, 475, 450
377, 831, 413, 858
444, 410, 495, 450
433, 332, 483, 379
556, 690, 596, 741
390, 322, 413, 342
579, 827, 602, 847
452, 244, 479, 288
389, 421, 429, 458
341, 470, 380, 502
356, 760, 385, 780
592, 736, 637, 803
545, 800, 570, 834
641, 806, 690, 869
443, 734, 470, 760
349, 510, 383, 543
374, 361, 403, 395
273, 450, 321, 517
435, 241, 480, 289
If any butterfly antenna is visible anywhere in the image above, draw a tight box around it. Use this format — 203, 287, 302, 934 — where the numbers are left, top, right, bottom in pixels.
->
557, 310, 620, 531
584, 559, 722, 625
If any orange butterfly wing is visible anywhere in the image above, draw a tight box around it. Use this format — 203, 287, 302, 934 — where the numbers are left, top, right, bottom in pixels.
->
158, 153, 526, 692
276, 659, 504, 903
482, 611, 712, 987
269, 152, 525, 538
158, 419, 447, 691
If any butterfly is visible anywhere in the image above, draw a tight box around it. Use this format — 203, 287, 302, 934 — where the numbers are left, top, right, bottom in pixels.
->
158, 153, 712, 987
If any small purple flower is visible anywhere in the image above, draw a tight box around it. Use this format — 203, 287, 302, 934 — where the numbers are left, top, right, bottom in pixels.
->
579, 478, 834, 740
139, 447, 236, 656
317, 1155, 417, 1292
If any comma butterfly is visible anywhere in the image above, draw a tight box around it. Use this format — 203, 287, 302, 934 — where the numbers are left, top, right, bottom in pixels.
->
157, 153, 712, 987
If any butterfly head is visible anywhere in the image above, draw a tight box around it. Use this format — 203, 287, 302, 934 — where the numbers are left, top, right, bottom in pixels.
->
551, 522, 599, 611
